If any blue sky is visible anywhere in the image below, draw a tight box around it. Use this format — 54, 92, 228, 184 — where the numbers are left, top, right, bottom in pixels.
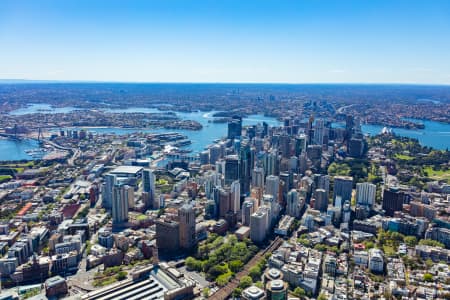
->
1, 0, 449, 84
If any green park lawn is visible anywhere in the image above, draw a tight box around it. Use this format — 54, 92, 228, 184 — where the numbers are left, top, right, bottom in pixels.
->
423, 166, 450, 183
0, 175, 12, 183
394, 153, 414, 161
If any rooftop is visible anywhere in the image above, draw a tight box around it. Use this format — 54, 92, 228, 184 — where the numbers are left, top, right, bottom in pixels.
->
110, 166, 143, 176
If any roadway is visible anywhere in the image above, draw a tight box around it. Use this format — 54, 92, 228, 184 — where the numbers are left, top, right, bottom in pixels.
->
67, 148, 81, 166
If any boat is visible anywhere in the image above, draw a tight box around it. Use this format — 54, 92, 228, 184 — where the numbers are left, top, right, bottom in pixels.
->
174, 139, 192, 147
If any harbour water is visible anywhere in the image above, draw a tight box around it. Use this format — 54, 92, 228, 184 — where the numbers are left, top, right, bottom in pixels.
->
2, 105, 449, 161
331, 119, 450, 150
361, 119, 450, 150
1, 107, 281, 161
0, 139, 42, 161
57, 111, 281, 153
8, 103, 77, 115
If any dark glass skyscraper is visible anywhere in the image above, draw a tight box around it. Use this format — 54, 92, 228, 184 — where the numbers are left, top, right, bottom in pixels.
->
225, 155, 240, 186
382, 188, 408, 216
227, 116, 242, 139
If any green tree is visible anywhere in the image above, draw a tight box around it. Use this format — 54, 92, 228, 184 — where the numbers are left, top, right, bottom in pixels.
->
115, 271, 127, 281
297, 238, 311, 247
228, 234, 238, 245
363, 241, 374, 249
249, 265, 262, 282
292, 287, 306, 298
216, 272, 232, 286
419, 239, 445, 248
318, 293, 328, 300
423, 273, 433, 282
425, 259, 434, 269
314, 244, 327, 252
202, 287, 210, 298
239, 275, 253, 289
186, 256, 202, 271
208, 263, 229, 279
404, 236, 417, 247
229, 260, 244, 273
232, 288, 242, 297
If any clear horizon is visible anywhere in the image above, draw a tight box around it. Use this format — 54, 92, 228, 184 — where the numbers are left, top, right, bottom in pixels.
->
1, 0, 450, 84
1, 79, 450, 87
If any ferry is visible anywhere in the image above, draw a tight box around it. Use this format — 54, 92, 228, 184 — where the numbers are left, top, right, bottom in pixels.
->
173, 139, 191, 147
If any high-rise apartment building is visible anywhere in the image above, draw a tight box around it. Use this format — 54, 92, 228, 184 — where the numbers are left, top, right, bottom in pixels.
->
112, 184, 131, 224
178, 203, 196, 250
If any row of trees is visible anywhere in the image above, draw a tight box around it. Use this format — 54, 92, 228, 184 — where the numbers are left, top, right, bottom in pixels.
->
232, 254, 271, 297
186, 234, 259, 285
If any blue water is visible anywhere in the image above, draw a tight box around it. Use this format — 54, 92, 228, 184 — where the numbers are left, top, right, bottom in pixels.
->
333, 119, 450, 150
1, 109, 281, 161
3, 104, 449, 162
9, 103, 78, 115
61, 111, 280, 153
0, 139, 42, 161
362, 119, 450, 150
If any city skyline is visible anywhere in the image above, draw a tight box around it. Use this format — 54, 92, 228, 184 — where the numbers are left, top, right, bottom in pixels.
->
1, 0, 450, 84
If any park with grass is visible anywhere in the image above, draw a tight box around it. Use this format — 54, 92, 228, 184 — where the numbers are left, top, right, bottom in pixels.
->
423, 166, 450, 183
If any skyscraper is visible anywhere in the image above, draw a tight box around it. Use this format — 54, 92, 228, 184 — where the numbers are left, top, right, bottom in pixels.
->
102, 174, 116, 209
286, 189, 301, 218
218, 186, 231, 218
356, 182, 376, 208
265, 175, 280, 203
262, 122, 269, 137
279, 172, 293, 194
230, 180, 241, 213
199, 150, 210, 165
316, 174, 330, 196
254, 137, 264, 152
239, 141, 254, 195
265, 151, 279, 176
225, 155, 240, 186
348, 138, 365, 158
294, 134, 307, 156
345, 114, 354, 141
313, 188, 328, 212
209, 144, 222, 165
288, 156, 298, 173
299, 152, 308, 175
382, 188, 408, 216
342, 200, 351, 223
242, 199, 255, 226
142, 169, 155, 208
112, 183, 130, 224
313, 119, 325, 145
178, 203, 196, 250
252, 167, 265, 188
333, 176, 353, 207
228, 116, 242, 139
263, 194, 279, 227
307, 115, 314, 144
250, 207, 269, 243
155, 219, 180, 254
279, 134, 291, 159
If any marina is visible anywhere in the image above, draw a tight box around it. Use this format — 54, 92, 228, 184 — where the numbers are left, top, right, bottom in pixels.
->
0, 108, 282, 161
